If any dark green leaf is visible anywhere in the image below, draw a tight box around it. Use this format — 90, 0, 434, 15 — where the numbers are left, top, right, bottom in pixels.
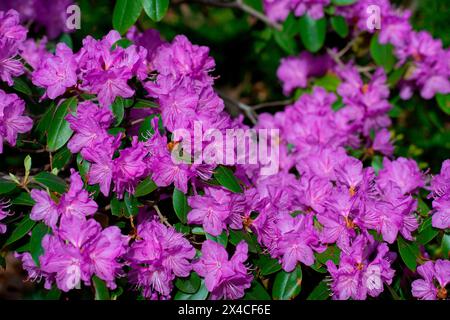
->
110, 197, 125, 217
206, 231, 228, 247
243, 281, 271, 300
370, 34, 396, 73
174, 280, 208, 300
0, 179, 17, 194
124, 193, 139, 217
213, 166, 243, 193
134, 177, 157, 197
441, 234, 450, 259
299, 16, 326, 53
13, 77, 33, 96
4, 215, 36, 247
30, 223, 50, 265
113, 0, 143, 34
12, 192, 35, 206
141, 0, 170, 22
436, 94, 450, 115
52, 147, 72, 170
397, 236, 420, 271
47, 97, 78, 151
254, 254, 281, 276
175, 272, 201, 294
417, 218, 439, 245
331, 0, 357, 5
110, 97, 126, 126
173, 188, 188, 224
272, 266, 302, 300
316, 245, 341, 265
229, 230, 261, 253
93, 276, 110, 300
307, 280, 330, 300
33, 172, 67, 194
330, 16, 349, 38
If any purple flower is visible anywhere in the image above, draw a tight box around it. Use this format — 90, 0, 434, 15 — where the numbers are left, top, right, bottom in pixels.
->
277, 52, 331, 95
127, 219, 195, 299
0, 39, 24, 85
290, 0, 330, 20
188, 187, 241, 236
0, 89, 33, 153
66, 101, 114, 153
30, 170, 97, 228
412, 259, 450, 300
326, 236, 396, 300
0, 199, 11, 234
377, 157, 424, 194
32, 43, 78, 99
20, 37, 51, 70
372, 128, 394, 156
126, 26, 165, 61
263, 0, 290, 22
194, 240, 252, 300
428, 160, 450, 229
39, 215, 128, 291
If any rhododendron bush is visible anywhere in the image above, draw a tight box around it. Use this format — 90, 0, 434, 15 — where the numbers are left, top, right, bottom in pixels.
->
0, 0, 448, 301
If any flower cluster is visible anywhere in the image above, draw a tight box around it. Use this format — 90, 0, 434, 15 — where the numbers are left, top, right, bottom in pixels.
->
268, 0, 450, 100
194, 240, 253, 300
22, 170, 128, 291
0, 2, 448, 302
127, 219, 196, 299
1, 0, 74, 39
0, 89, 33, 153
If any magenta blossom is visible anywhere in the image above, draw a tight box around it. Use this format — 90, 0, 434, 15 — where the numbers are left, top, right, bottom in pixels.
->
0, 89, 33, 153
326, 236, 396, 300
127, 219, 195, 299
194, 240, 253, 300
411, 259, 450, 300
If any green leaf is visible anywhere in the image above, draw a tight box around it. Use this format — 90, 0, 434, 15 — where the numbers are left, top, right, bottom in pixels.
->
113, 0, 143, 34
370, 34, 396, 73
316, 245, 341, 265
274, 30, 297, 55
254, 254, 282, 276
206, 231, 228, 247
417, 218, 439, 245
330, 16, 349, 38
174, 280, 208, 300
173, 188, 188, 224
93, 276, 110, 300
397, 236, 420, 271
13, 77, 33, 96
0, 179, 17, 194
299, 15, 326, 53
371, 155, 383, 174
307, 280, 330, 300
12, 192, 35, 206
110, 97, 126, 126
36, 102, 57, 137
272, 266, 302, 300
243, 281, 271, 300
59, 33, 73, 49
4, 215, 36, 247
134, 177, 157, 197
441, 234, 450, 259
314, 74, 341, 92
213, 166, 243, 193
229, 230, 261, 253
52, 147, 72, 170
124, 193, 139, 217
141, 0, 170, 22
436, 94, 450, 115
30, 223, 50, 265
175, 272, 201, 294
110, 197, 125, 217
47, 97, 78, 151
331, 0, 357, 5
33, 172, 67, 194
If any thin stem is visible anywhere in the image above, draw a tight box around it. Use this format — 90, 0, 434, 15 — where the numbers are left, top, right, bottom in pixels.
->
252, 99, 293, 110
153, 205, 172, 227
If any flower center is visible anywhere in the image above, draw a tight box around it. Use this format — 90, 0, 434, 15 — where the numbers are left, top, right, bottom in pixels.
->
437, 287, 447, 300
